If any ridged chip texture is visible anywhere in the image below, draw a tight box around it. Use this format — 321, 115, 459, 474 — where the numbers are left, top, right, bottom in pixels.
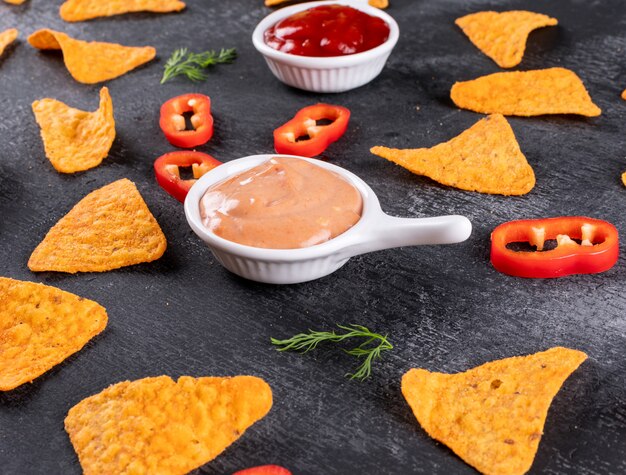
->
28, 179, 167, 273
60, 0, 186, 22
451, 68, 601, 117
0, 28, 18, 57
32, 87, 115, 173
0, 277, 107, 391
456, 11, 557, 68
28, 29, 155, 84
402, 347, 587, 475
65, 375, 273, 474
371, 114, 535, 195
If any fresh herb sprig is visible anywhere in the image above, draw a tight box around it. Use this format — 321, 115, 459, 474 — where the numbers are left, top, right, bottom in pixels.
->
161, 47, 237, 84
271, 324, 393, 381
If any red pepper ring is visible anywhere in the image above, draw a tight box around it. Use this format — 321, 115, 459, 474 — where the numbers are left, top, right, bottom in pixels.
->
159, 93, 214, 148
273, 103, 350, 157
154, 151, 222, 203
490, 216, 619, 278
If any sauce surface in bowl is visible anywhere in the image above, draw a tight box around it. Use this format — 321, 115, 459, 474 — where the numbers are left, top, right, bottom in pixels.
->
199, 157, 363, 249
264, 5, 390, 57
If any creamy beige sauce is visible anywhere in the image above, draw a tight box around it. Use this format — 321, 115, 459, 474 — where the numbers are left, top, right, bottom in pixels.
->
199, 157, 363, 249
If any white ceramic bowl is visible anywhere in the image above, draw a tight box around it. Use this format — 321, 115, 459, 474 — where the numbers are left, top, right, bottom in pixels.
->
252, 0, 400, 93
185, 155, 472, 284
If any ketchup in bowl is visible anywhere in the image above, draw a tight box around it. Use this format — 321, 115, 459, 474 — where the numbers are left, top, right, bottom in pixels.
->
264, 5, 390, 57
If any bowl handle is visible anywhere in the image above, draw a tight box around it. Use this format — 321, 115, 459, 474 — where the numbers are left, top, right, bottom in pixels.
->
342, 214, 472, 258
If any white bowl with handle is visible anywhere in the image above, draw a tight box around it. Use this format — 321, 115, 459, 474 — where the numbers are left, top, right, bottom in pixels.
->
252, 0, 400, 93
185, 155, 472, 284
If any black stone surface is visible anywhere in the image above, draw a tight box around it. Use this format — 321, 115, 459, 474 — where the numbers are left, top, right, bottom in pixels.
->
1, 0, 626, 474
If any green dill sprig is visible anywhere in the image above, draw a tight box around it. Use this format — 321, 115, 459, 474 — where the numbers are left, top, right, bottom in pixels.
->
161, 47, 237, 84
271, 324, 393, 381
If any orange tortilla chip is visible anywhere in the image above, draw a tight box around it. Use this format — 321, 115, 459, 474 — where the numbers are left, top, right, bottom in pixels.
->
32, 87, 115, 174
65, 375, 272, 474
622, 89, 626, 100
264, 0, 290, 6
371, 114, 535, 195
28, 179, 167, 273
3, 0, 26, 4
28, 29, 155, 84
0, 277, 107, 391
0, 28, 18, 57
621, 172, 626, 187
456, 11, 557, 68
60, 0, 186, 22
402, 347, 587, 475
451, 68, 601, 117
368, 0, 389, 9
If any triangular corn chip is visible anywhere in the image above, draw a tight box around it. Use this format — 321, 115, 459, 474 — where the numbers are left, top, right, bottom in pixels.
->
28, 29, 155, 84
621, 172, 626, 187
622, 89, 626, 100
32, 87, 115, 173
28, 179, 167, 273
402, 347, 587, 475
371, 114, 534, 195
451, 68, 601, 117
368, 0, 388, 9
0, 277, 107, 391
65, 375, 272, 474
456, 11, 557, 68
60, 0, 186, 22
0, 28, 18, 58
4, 0, 26, 5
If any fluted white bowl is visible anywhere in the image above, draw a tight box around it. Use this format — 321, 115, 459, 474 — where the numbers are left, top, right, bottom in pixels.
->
185, 155, 472, 284
252, 0, 400, 93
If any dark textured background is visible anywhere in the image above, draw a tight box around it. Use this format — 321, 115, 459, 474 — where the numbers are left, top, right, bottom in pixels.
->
1, 0, 626, 473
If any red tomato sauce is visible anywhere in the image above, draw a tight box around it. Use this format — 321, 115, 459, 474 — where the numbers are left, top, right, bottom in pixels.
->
264, 5, 390, 57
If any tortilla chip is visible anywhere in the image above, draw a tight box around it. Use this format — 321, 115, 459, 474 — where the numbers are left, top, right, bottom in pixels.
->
402, 347, 587, 475
32, 87, 115, 174
3, 0, 26, 4
0, 277, 107, 391
65, 375, 272, 474
28, 179, 167, 273
451, 68, 601, 117
264, 0, 289, 6
456, 11, 557, 68
0, 28, 18, 58
621, 172, 626, 187
60, 0, 186, 22
28, 29, 155, 84
622, 89, 626, 100
371, 114, 534, 195
368, 0, 389, 8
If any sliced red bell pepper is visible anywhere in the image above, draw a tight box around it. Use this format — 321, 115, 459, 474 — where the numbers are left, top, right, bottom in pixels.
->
159, 93, 214, 148
490, 216, 619, 278
154, 151, 221, 203
274, 103, 350, 157
232, 465, 292, 475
